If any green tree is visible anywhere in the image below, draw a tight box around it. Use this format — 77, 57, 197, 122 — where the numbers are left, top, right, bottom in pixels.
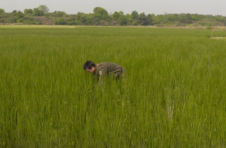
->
93, 7, 108, 20
167, 14, 177, 22
131, 11, 138, 20
118, 15, 127, 25
16, 11, 24, 19
0, 9, 5, 14
12, 10, 17, 13
38, 5, 49, 14
85, 14, 93, 25
191, 14, 202, 21
181, 13, 192, 24
55, 18, 67, 25
118, 11, 124, 16
214, 15, 225, 22
24, 9, 33, 15
7, 17, 16, 23
33, 8, 44, 16
11, 10, 17, 17
126, 14, 132, 25
147, 14, 153, 25
76, 12, 87, 25
16, 11, 24, 22
55, 11, 66, 17
138, 13, 148, 26
67, 15, 76, 25
112, 11, 120, 20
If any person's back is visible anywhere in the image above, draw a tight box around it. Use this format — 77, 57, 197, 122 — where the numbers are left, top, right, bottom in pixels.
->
83, 61, 126, 80
83, 61, 126, 93
94, 62, 126, 79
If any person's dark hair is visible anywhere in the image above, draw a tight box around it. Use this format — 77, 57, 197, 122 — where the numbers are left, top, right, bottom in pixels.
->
83, 61, 96, 70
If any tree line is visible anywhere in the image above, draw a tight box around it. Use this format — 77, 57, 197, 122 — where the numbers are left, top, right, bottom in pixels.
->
0, 5, 226, 26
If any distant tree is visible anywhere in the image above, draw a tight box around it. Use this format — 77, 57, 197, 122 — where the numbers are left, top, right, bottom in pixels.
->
118, 15, 127, 25
112, 11, 120, 20
56, 11, 66, 17
67, 15, 76, 25
191, 14, 203, 22
12, 10, 17, 13
93, 7, 108, 20
10, 10, 18, 17
85, 14, 93, 25
214, 15, 225, 22
55, 18, 67, 25
126, 14, 132, 25
7, 17, 17, 23
38, 5, 49, 14
16, 11, 24, 19
167, 14, 177, 22
181, 13, 192, 24
132, 20, 138, 26
0, 9, 5, 14
147, 14, 153, 25
76, 12, 87, 24
118, 11, 124, 16
16, 11, 24, 22
24, 9, 33, 15
46, 11, 66, 18
138, 13, 148, 26
33, 8, 44, 16
186, 13, 192, 23
150, 14, 166, 25
125, 14, 131, 19
131, 11, 138, 20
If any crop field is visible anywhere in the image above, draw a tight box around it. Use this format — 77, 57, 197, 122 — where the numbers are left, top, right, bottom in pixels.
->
1, 26, 226, 147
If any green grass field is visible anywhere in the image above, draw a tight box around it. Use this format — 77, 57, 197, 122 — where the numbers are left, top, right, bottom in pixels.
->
1, 26, 226, 147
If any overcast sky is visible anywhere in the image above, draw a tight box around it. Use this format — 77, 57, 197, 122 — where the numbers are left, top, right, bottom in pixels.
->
1, 0, 225, 16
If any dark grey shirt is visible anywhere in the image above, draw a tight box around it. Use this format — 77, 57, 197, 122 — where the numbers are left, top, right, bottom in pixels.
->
94, 62, 126, 78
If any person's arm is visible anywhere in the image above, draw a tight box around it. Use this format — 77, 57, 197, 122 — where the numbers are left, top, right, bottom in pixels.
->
98, 68, 107, 88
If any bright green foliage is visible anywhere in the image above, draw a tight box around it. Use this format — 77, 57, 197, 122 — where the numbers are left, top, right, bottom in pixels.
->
125, 14, 132, 25
12, 10, 17, 13
38, 5, 49, 14
7, 17, 16, 23
112, 11, 127, 25
132, 20, 138, 25
0, 8, 5, 14
1, 27, 226, 147
1, 6, 226, 26
131, 11, 138, 20
147, 14, 153, 25
112, 11, 120, 20
15, 11, 24, 23
181, 13, 193, 24
76, 12, 88, 25
55, 18, 67, 25
33, 8, 44, 16
93, 7, 108, 20
16, 11, 24, 19
24, 9, 33, 15
54, 11, 66, 17
138, 13, 149, 26
118, 11, 124, 16
118, 15, 127, 25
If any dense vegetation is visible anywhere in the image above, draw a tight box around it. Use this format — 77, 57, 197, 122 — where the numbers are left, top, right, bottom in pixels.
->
1, 26, 226, 147
0, 5, 226, 26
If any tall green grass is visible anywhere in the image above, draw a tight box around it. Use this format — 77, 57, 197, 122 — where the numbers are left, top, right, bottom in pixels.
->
0, 27, 226, 147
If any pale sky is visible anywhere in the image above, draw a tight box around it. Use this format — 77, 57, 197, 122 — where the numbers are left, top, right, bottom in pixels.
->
0, 0, 225, 16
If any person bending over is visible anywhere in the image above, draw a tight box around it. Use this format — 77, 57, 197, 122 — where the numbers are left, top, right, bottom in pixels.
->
83, 61, 126, 81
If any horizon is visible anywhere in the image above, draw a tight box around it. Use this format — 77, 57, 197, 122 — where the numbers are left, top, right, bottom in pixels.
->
0, 0, 226, 16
